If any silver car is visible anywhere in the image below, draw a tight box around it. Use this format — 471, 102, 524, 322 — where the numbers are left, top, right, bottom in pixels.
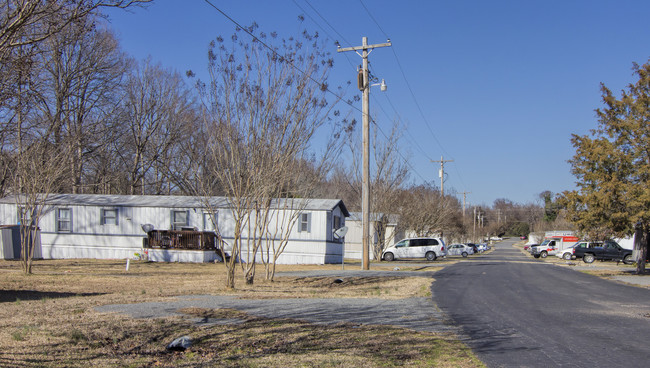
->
382, 237, 447, 261
447, 243, 474, 257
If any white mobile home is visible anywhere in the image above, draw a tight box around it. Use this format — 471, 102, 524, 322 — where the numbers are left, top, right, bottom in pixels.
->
0, 194, 349, 264
345, 212, 402, 260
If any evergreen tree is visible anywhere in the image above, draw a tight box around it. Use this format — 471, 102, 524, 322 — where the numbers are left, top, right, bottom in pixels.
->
561, 61, 650, 274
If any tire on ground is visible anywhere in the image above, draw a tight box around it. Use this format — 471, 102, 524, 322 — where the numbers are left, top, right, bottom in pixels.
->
425, 251, 436, 261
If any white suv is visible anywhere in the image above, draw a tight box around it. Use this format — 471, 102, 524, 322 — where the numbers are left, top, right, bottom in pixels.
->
382, 237, 446, 261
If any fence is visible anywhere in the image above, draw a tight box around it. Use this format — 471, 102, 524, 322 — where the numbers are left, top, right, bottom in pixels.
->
146, 230, 218, 251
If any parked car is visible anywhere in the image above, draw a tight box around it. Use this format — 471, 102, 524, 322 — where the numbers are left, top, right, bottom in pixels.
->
524, 243, 537, 251
556, 243, 578, 260
572, 240, 634, 264
382, 237, 446, 261
476, 243, 490, 252
465, 243, 478, 253
447, 243, 474, 257
520, 235, 527, 240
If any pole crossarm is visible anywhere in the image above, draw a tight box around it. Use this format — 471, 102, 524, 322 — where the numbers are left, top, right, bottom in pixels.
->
337, 41, 392, 53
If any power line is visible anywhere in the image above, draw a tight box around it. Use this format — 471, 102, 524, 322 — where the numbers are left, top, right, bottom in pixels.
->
203, 0, 351, 110
290, 0, 357, 69
292, 0, 438, 185
302, 0, 353, 47
358, 1, 472, 194
202, 0, 435, 187
358, 0, 390, 40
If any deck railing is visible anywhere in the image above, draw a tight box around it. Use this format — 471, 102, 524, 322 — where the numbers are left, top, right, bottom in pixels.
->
145, 230, 218, 250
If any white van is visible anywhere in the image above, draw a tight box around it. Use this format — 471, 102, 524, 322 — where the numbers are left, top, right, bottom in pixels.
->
382, 237, 447, 261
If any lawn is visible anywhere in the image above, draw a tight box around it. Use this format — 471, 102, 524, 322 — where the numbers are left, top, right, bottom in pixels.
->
0, 259, 484, 367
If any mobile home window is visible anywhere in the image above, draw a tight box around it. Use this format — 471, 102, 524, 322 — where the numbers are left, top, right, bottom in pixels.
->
203, 212, 217, 231
101, 208, 118, 225
17, 206, 34, 226
171, 210, 189, 230
333, 215, 341, 230
298, 212, 311, 233
57, 208, 72, 233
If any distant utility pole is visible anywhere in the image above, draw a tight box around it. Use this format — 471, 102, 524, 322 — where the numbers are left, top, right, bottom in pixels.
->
473, 207, 477, 239
432, 156, 454, 196
338, 37, 391, 271
460, 191, 471, 217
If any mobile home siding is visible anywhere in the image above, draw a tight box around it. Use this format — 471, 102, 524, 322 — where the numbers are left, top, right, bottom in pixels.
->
0, 195, 348, 264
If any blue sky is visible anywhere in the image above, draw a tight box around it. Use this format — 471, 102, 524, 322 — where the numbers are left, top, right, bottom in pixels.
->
104, 0, 650, 206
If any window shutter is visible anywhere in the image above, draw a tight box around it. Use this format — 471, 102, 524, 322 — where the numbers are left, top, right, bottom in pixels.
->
100, 209, 105, 225
115, 208, 119, 226
306, 213, 311, 233
297, 213, 303, 233
298, 213, 311, 233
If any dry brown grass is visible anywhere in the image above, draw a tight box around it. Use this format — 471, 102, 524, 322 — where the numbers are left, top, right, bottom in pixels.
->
0, 259, 484, 367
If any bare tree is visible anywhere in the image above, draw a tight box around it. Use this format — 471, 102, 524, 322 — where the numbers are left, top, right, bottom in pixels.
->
344, 119, 410, 258
117, 58, 196, 195
0, 0, 150, 64
397, 183, 458, 237
10, 140, 71, 274
32, 19, 125, 193
185, 25, 342, 288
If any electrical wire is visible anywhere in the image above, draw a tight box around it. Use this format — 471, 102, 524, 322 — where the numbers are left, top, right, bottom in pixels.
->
203, 0, 436, 187
203, 0, 355, 111
290, 0, 357, 70
358, 0, 470, 195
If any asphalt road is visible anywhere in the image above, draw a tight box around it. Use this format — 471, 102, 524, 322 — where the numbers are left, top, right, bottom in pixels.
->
431, 239, 650, 368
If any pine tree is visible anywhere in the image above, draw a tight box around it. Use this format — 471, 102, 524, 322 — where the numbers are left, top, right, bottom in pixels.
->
562, 61, 650, 274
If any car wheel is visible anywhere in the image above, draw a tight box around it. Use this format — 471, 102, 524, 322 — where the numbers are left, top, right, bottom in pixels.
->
563, 252, 572, 260
533, 254, 540, 258
623, 254, 634, 265
461, 252, 468, 258
583, 254, 595, 263
425, 251, 436, 261
384, 252, 394, 262
540, 251, 547, 258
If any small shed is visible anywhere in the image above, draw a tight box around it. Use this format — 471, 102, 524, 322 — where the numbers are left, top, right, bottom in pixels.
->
0, 225, 42, 260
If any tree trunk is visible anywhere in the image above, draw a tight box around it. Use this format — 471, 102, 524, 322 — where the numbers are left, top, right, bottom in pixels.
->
634, 226, 647, 274
225, 264, 235, 289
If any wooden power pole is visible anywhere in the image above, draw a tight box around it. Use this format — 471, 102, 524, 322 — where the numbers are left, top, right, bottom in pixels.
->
432, 156, 454, 196
460, 191, 471, 217
338, 37, 391, 270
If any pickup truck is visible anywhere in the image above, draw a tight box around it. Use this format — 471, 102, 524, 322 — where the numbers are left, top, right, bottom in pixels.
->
572, 240, 634, 264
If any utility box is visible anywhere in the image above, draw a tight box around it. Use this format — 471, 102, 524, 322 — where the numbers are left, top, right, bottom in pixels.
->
0, 225, 42, 260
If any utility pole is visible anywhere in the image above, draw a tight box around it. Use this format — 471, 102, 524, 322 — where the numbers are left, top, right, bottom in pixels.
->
473, 207, 477, 240
460, 191, 471, 217
338, 37, 391, 271
432, 156, 454, 196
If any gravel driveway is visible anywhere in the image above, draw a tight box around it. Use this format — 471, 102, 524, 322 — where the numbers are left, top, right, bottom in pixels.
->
96, 294, 457, 333
95, 268, 458, 333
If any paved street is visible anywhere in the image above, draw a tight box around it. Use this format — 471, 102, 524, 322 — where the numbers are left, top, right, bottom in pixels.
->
432, 239, 650, 367
97, 239, 650, 367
